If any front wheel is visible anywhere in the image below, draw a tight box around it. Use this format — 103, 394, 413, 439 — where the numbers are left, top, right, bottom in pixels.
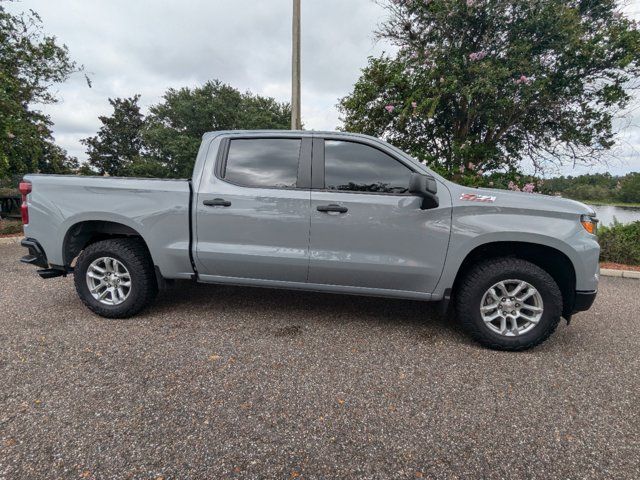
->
455, 258, 563, 351
74, 238, 158, 318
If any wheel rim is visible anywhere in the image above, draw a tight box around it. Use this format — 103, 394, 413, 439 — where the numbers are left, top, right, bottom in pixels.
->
86, 257, 132, 306
480, 279, 544, 337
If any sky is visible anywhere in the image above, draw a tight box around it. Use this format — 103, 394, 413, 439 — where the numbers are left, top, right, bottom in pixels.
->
7, 0, 640, 176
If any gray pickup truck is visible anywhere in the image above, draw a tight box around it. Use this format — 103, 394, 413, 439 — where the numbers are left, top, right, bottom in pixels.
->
19, 130, 599, 350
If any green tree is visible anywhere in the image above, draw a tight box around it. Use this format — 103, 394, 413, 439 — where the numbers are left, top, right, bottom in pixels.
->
618, 172, 640, 203
538, 172, 624, 201
0, 2, 80, 179
340, 0, 640, 179
81, 96, 145, 176
143, 80, 291, 178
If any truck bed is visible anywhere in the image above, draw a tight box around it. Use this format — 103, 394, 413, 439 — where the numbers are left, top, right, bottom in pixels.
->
23, 174, 194, 279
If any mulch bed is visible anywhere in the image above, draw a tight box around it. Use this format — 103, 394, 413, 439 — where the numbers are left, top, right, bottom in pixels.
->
601, 262, 640, 272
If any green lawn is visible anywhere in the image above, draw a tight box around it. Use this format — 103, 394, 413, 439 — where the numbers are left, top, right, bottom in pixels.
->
583, 200, 640, 208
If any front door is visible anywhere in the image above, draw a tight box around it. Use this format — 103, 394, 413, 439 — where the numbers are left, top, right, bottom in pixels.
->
308, 137, 451, 294
195, 136, 312, 283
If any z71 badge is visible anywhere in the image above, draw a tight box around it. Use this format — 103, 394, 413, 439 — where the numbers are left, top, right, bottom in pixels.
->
460, 193, 496, 203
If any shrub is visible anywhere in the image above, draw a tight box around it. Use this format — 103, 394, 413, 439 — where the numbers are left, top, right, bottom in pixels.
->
0, 187, 19, 196
0, 219, 23, 236
598, 221, 640, 266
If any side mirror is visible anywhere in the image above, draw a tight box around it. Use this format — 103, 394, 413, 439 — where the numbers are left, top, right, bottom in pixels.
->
409, 172, 439, 209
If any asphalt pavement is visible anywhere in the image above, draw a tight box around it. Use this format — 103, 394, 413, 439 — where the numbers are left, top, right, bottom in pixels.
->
0, 242, 638, 479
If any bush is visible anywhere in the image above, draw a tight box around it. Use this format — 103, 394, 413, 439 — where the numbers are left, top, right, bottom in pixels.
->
0, 219, 23, 236
598, 221, 640, 266
0, 187, 19, 196
0, 174, 21, 194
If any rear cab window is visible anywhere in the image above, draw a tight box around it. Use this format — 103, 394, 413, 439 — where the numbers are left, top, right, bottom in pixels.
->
222, 138, 302, 189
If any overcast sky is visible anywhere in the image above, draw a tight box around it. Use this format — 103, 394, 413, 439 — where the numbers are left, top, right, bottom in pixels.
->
7, 0, 640, 176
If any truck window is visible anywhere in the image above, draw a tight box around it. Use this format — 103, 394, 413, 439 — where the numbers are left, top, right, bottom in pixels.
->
324, 140, 412, 194
223, 138, 301, 188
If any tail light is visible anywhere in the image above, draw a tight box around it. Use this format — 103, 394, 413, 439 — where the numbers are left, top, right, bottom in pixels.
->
19, 181, 32, 225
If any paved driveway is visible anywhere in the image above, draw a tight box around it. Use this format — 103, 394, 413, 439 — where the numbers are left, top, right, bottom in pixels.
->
0, 243, 638, 479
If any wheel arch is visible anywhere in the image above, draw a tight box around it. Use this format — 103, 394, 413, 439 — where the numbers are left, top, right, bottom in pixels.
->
62, 220, 152, 268
450, 241, 577, 317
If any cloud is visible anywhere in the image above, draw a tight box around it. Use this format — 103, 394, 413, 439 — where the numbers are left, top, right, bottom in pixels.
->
6, 0, 640, 174
7, 0, 390, 163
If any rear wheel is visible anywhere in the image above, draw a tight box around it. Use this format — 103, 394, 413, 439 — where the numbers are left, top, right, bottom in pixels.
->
74, 238, 158, 318
455, 258, 563, 351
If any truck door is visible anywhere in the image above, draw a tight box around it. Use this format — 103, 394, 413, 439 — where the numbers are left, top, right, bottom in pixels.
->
308, 137, 451, 294
195, 135, 312, 283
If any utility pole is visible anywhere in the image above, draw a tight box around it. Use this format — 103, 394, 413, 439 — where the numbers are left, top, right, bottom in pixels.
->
291, 0, 302, 130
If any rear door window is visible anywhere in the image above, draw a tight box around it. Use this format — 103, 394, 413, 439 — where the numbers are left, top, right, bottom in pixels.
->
223, 138, 301, 188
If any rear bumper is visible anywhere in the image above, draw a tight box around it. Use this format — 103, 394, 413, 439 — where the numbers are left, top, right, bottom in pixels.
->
20, 237, 68, 278
571, 290, 597, 314
20, 237, 49, 268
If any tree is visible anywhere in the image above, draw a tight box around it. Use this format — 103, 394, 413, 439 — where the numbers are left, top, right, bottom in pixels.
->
143, 80, 291, 178
81, 96, 145, 176
340, 0, 640, 179
618, 172, 640, 203
0, 2, 79, 179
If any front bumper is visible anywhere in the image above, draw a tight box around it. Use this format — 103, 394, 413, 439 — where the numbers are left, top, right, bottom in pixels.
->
571, 290, 597, 314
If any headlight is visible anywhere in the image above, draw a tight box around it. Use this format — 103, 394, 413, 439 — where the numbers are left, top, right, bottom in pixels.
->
580, 215, 598, 235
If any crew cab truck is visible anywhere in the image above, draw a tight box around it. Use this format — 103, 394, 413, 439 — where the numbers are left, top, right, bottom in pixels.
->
19, 131, 599, 351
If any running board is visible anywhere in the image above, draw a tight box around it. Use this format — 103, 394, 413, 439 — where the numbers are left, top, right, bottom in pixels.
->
37, 268, 67, 279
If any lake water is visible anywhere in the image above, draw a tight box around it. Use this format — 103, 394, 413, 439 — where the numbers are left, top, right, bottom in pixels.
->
589, 204, 640, 226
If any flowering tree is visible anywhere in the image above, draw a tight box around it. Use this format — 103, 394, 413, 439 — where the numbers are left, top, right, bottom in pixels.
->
340, 0, 640, 178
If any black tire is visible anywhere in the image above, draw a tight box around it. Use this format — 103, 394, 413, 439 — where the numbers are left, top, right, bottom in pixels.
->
74, 238, 158, 318
455, 258, 562, 351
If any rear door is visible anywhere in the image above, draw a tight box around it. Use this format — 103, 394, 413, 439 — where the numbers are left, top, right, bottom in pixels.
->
308, 136, 451, 294
195, 135, 312, 283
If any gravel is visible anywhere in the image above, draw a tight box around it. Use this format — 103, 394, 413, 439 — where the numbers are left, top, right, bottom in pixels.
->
1, 242, 638, 479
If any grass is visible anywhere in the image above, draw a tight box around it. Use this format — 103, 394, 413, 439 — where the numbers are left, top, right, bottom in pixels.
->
583, 200, 640, 208
0, 219, 23, 236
